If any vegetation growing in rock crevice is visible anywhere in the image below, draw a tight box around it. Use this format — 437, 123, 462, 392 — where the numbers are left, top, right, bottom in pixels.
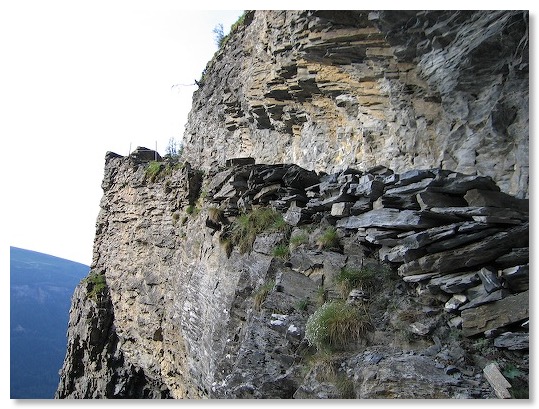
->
272, 244, 290, 260
229, 207, 290, 253
254, 280, 275, 311
145, 161, 181, 183
316, 226, 339, 250
85, 272, 107, 301
335, 266, 378, 298
305, 301, 373, 352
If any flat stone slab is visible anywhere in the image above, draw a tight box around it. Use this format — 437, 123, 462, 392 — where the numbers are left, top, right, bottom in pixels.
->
336, 209, 444, 230
483, 362, 512, 399
464, 189, 528, 213
398, 223, 528, 277
417, 191, 468, 210
461, 290, 529, 337
501, 264, 529, 292
428, 271, 481, 294
493, 332, 529, 350
430, 175, 500, 195
495, 247, 529, 268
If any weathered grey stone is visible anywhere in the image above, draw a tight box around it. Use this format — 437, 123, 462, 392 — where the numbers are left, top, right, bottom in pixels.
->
362, 228, 401, 245
384, 177, 437, 196
130, 146, 162, 163
252, 183, 282, 203
477, 267, 502, 293
60, 8, 530, 399
402, 272, 440, 283
350, 197, 373, 215
500, 264, 529, 292
212, 181, 237, 202
399, 224, 528, 277
495, 248, 529, 269
347, 179, 385, 199
428, 271, 480, 294
483, 362, 512, 399
459, 289, 509, 311
393, 169, 435, 187
336, 208, 444, 230
378, 244, 425, 263
273, 269, 319, 303
252, 233, 286, 255
464, 189, 529, 212
461, 290, 529, 337
283, 165, 320, 189
330, 202, 353, 217
401, 223, 461, 249
428, 206, 526, 222
225, 157, 255, 167
444, 294, 468, 312
283, 203, 312, 226
416, 191, 468, 210
447, 316, 463, 329
409, 321, 432, 336
430, 175, 500, 195
207, 168, 236, 197
493, 332, 529, 350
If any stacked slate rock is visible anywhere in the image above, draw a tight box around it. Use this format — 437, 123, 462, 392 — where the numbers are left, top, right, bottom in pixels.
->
207, 159, 529, 348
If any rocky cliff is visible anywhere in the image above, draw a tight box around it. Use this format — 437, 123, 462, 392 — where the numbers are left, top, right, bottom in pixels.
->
56, 10, 529, 399
184, 10, 528, 198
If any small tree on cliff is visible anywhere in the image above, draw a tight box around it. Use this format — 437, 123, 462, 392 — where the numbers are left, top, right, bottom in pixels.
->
165, 137, 182, 158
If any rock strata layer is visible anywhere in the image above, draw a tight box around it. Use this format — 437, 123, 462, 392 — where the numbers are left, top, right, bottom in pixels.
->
184, 10, 528, 198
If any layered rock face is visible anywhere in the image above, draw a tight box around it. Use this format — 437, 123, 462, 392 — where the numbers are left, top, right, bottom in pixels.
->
183, 10, 528, 198
57, 10, 529, 400
57, 147, 529, 399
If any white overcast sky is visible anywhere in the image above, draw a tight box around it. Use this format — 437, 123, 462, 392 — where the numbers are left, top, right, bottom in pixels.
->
1, 0, 534, 267
2, 1, 246, 264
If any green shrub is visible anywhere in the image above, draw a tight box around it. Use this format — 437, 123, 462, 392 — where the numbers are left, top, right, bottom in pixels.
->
272, 244, 290, 260
145, 161, 163, 182
337, 264, 393, 298
317, 227, 339, 249
230, 207, 288, 253
305, 301, 373, 351
230, 12, 247, 33
85, 272, 107, 300
217, 12, 247, 49
335, 266, 378, 298
254, 280, 275, 311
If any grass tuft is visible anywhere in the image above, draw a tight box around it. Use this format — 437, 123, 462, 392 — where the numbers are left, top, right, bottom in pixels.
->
290, 231, 309, 249
305, 301, 373, 352
230, 207, 288, 253
254, 280, 275, 311
316, 227, 339, 249
272, 244, 290, 260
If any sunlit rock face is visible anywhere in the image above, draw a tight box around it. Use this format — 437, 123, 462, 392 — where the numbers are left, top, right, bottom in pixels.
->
184, 10, 528, 198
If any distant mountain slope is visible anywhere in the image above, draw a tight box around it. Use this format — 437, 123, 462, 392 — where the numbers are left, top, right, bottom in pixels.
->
10, 246, 89, 399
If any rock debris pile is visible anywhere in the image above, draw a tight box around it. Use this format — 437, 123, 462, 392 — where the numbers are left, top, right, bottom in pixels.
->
207, 158, 529, 347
